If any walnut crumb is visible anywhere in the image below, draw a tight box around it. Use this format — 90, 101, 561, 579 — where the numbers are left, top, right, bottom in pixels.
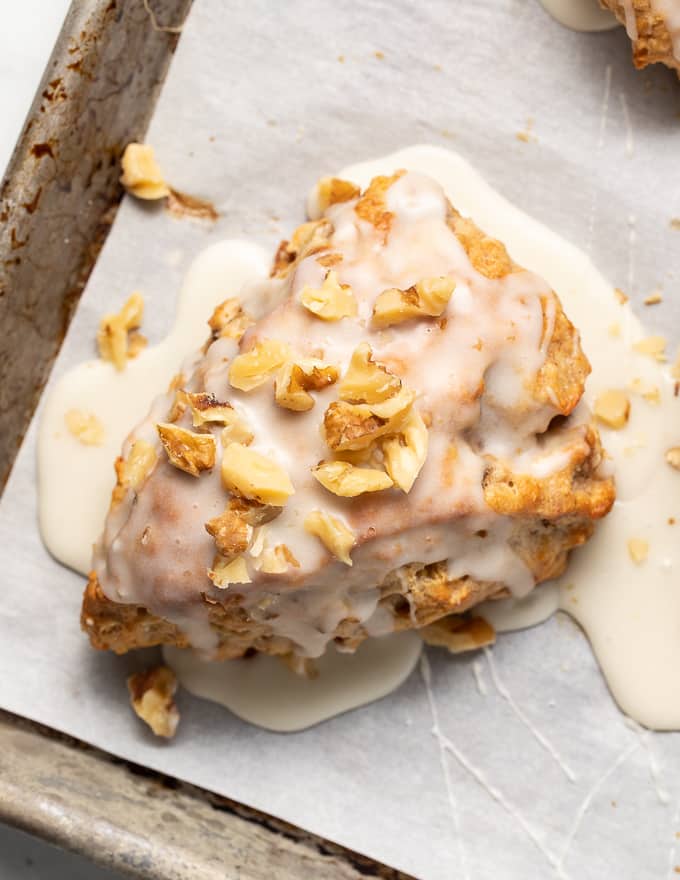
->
627, 538, 649, 564
614, 287, 629, 304
633, 335, 667, 362
665, 447, 680, 470
127, 666, 179, 738
120, 143, 170, 200
644, 291, 663, 305
65, 409, 104, 445
97, 292, 145, 371
157, 423, 215, 476
593, 389, 630, 429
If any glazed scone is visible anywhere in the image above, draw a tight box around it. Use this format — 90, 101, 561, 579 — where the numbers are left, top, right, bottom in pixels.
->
600, 0, 680, 72
81, 171, 615, 665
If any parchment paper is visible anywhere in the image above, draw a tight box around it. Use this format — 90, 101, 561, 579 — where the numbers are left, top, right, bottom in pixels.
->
1, 2, 680, 877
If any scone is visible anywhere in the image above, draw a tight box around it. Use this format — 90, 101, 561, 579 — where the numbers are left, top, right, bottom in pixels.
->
82, 171, 615, 666
600, 0, 680, 72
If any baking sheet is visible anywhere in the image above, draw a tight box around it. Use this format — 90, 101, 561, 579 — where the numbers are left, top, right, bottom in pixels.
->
1, 1, 680, 877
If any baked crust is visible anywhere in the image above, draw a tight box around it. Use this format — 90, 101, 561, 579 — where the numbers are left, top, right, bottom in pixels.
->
600, 0, 679, 72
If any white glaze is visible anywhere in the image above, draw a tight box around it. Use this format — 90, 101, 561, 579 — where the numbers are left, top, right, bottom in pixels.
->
163, 630, 421, 732
539, 0, 619, 32
38, 145, 680, 731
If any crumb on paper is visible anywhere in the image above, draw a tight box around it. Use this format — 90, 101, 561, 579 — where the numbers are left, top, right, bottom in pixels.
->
64, 409, 105, 446
516, 117, 535, 143
644, 291, 663, 305
420, 615, 496, 653
614, 287, 629, 304
337, 54, 345, 63
627, 538, 649, 564
671, 350, 680, 380
166, 188, 219, 222
665, 447, 680, 470
97, 291, 144, 371
670, 218, 680, 231
127, 666, 179, 738
374, 50, 385, 60
633, 335, 667, 362
593, 389, 630, 429
120, 143, 170, 200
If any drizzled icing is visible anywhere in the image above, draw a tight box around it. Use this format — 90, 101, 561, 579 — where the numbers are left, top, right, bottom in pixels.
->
93, 171, 592, 658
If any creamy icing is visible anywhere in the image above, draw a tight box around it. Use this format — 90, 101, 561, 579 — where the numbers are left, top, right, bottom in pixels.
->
38, 145, 680, 731
539, 0, 619, 31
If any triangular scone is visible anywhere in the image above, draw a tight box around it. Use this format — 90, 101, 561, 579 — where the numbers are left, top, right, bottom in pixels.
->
82, 171, 615, 663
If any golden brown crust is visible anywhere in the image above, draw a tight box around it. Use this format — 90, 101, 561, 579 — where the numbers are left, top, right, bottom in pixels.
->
600, 0, 679, 72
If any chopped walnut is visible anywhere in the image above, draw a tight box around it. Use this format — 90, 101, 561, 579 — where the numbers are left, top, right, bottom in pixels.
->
186, 392, 234, 426
382, 409, 429, 492
157, 423, 216, 476
208, 298, 254, 340
97, 292, 145, 371
208, 554, 251, 588
64, 409, 105, 446
113, 439, 157, 505
127, 331, 148, 358
627, 538, 649, 564
120, 143, 170, 200
312, 460, 393, 496
665, 447, 680, 470
339, 343, 401, 404
314, 177, 360, 214
420, 616, 496, 653
614, 287, 629, 305
127, 666, 179, 738
300, 270, 357, 321
205, 508, 253, 558
257, 543, 300, 574
644, 291, 663, 305
221, 442, 294, 505
323, 386, 415, 452
593, 390, 630, 429
228, 339, 291, 391
633, 335, 667, 362
220, 414, 255, 447
371, 276, 455, 328
627, 378, 661, 405
304, 509, 355, 565
274, 359, 339, 411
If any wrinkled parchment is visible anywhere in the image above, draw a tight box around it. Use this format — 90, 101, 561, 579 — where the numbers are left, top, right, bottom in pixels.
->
1, 2, 679, 877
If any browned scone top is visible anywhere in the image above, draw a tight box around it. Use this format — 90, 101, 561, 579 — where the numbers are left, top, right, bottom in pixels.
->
82, 170, 615, 664
600, 0, 680, 72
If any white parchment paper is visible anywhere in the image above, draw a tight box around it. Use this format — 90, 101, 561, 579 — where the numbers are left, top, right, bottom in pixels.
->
1, 2, 680, 877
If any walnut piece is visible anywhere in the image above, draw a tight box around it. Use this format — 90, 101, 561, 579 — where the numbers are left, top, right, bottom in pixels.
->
186, 392, 234, 427
304, 510, 355, 565
256, 543, 300, 574
372, 276, 455, 328
627, 538, 649, 564
339, 343, 401, 404
665, 447, 680, 470
314, 177, 360, 213
382, 409, 429, 492
208, 554, 251, 588
221, 442, 294, 505
228, 339, 291, 391
97, 292, 145, 371
274, 359, 339, 412
633, 335, 667, 362
205, 508, 253, 558
64, 409, 105, 446
300, 270, 357, 321
127, 666, 179, 738
208, 297, 254, 340
323, 386, 415, 452
157, 423, 216, 476
593, 389, 630, 429
120, 143, 170, 200
420, 615, 496, 653
312, 460, 393, 497
113, 439, 157, 505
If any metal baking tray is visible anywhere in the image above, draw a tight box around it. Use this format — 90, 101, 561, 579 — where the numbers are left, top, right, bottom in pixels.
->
0, 2, 412, 877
